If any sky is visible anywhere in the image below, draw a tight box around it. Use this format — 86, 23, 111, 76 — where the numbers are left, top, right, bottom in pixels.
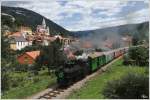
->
1, 0, 149, 31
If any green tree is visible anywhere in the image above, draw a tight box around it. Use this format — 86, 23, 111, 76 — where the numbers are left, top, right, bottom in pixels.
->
36, 38, 67, 74
132, 33, 140, 45
1, 58, 11, 92
128, 46, 149, 66
1, 34, 10, 58
2, 15, 13, 27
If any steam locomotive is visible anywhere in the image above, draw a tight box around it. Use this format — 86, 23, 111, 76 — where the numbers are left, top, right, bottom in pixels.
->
55, 47, 129, 87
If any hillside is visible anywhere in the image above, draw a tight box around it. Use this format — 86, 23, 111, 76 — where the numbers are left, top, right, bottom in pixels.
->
1, 6, 71, 36
70, 22, 149, 48
71, 22, 149, 41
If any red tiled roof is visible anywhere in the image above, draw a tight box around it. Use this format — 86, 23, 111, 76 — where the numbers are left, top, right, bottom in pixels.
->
9, 32, 22, 37
25, 51, 40, 59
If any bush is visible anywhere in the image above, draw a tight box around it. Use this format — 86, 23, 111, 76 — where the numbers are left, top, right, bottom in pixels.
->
123, 54, 136, 65
102, 73, 149, 99
11, 61, 28, 72
9, 73, 25, 88
33, 77, 40, 83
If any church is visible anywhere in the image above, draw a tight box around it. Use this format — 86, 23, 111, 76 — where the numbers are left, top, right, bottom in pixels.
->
36, 18, 50, 36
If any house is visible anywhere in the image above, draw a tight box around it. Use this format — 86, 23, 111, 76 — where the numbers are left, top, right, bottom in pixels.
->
17, 51, 40, 64
61, 37, 72, 45
19, 26, 33, 35
54, 35, 73, 45
9, 36, 31, 50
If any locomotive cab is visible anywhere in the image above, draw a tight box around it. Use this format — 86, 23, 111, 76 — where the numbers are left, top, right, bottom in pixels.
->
56, 59, 90, 87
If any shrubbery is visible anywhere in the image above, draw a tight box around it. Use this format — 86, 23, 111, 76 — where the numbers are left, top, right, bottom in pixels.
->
102, 73, 149, 99
9, 74, 25, 88
13, 63, 28, 72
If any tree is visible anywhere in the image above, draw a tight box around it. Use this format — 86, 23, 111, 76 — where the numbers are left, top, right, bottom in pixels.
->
2, 15, 13, 27
1, 34, 10, 58
36, 38, 67, 74
1, 58, 11, 92
127, 46, 149, 66
102, 73, 149, 99
132, 33, 140, 45
74, 50, 83, 56
1, 71, 10, 92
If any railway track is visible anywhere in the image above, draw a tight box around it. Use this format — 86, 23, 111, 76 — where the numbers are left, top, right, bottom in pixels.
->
38, 88, 64, 99
28, 56, 123, 99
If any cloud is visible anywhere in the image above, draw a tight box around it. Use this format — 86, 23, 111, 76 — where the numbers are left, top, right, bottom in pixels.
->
2, 0, 149, 31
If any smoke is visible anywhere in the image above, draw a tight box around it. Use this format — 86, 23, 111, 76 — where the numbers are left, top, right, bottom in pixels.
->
66, 23, 143, 58
71, 23, 140, 51
79, 30, 123, 50
75, 53, 89, 61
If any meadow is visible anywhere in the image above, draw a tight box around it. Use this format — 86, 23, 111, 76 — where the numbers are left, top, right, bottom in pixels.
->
68, 59, 148, 99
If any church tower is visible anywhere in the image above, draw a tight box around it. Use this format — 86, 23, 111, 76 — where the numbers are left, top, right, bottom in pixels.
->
42, 18, 46, 28
46, 26, 50, 35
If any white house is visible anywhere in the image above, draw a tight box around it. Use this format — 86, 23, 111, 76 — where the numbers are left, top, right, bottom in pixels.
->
10, 36, 32, 50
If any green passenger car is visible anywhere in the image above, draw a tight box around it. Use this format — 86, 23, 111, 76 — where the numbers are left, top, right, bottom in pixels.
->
104, 51, 114, 64
102, 55, 106, 65
88, 57, 97, 71
98, 55, 105, 66
88, 52, 104, 72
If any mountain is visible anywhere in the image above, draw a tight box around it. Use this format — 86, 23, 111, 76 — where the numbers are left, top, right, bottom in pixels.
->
1, 6, 71, 36
71, 22, 149, 38
70, 22, 148, 48
1, 6, 148, 40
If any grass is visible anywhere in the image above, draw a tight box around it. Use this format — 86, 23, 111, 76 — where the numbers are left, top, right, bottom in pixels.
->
68, 59, 148, 99
2, 70, 56, 99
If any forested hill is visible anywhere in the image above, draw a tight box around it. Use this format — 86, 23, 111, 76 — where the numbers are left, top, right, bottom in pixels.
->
71, 22, 149, 40
1, 6, 71, 36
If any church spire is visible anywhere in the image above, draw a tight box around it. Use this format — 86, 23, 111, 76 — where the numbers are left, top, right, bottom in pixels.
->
46, 26, 50, 35
42, 18, 46, 28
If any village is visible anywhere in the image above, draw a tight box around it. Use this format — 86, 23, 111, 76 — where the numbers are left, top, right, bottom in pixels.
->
3, 18, 79, 65
3, 18, 133, 65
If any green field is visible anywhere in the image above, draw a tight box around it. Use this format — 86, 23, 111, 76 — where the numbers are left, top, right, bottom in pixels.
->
2, 70, 56, 99
68, 59, 148, 99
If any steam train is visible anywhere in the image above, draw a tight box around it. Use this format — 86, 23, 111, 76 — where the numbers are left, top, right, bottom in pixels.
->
55, 47, 129, 87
